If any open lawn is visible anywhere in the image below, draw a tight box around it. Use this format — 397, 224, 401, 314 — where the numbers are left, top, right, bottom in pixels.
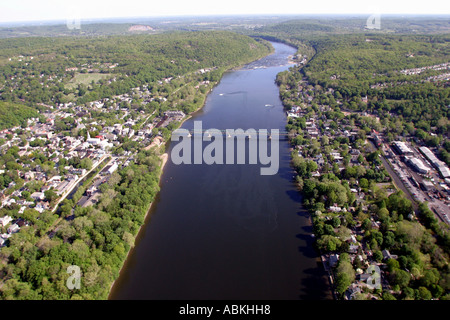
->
65, 72, 112, 89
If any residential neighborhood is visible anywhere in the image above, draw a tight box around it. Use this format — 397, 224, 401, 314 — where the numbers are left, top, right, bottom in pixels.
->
0, 66, 215, 249
281, 66, 450, 300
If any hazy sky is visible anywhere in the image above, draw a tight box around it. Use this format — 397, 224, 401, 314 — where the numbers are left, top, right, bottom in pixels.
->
0, 0, 449, 23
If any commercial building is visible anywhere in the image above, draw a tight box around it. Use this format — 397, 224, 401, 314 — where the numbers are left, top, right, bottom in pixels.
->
420, 180, 435, 192
392, 141, 413, 155
419, 146, 450, 178
406, 157, 430, 174
438, 165, 450, 179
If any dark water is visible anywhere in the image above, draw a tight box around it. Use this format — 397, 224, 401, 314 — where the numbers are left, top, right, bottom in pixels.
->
109, 42, 331, 300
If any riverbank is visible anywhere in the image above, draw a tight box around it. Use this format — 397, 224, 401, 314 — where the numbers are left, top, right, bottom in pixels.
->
108, 150, 168, 297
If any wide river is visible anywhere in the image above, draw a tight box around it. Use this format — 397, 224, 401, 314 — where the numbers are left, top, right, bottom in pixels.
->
109, 42, 331, 300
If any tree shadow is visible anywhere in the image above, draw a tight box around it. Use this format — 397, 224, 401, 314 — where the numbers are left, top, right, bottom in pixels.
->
296, 232, 319, 259
285, 189, 304, 204
298, 267, 334, 300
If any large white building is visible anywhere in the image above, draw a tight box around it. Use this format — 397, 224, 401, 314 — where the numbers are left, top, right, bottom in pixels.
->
392, 141, 413, 155
419, 146, 450, 178
406, 157, 430, 174
438, 165, 450, 179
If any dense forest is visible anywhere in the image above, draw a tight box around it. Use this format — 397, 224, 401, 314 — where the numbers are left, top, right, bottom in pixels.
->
0, 102, 41, 130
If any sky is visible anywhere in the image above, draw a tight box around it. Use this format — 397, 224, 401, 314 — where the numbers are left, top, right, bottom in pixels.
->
0, 0, 449, 24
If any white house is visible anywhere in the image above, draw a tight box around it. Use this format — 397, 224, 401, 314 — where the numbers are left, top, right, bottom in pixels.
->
31, 192, 45, 201
7, 223, 20, 234
0, 215, 13, 227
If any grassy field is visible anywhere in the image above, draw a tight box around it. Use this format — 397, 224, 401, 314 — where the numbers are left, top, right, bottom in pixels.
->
65, 72, 112, 89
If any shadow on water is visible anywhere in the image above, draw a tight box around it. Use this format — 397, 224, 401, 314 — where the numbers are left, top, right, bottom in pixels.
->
285, 189, 303, 205
278, 157, 297, 182
296, 230, 333, 300
299, 267, 333, 300
296, 232, 318, 259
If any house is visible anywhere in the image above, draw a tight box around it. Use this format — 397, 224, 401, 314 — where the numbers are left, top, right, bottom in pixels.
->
406, 157, 430, 174
2, 198, 16, 207
48, 175, 62, 183
349, 244, 360, 254
329, 205, 343, 213
357, 273, 371, 282
24, 171, 35, 180
0, 233, 11, 240
103, 133, 117, 141
16, 219, 29, 227
107, 163, 118, 175
35, 202, 50, 213
0, 215, 13, 227
329, 254, 339, 268
31, 192, 45, 201
345, 284, 362, 300
7, 223, 20, 234
392, 141, 413, 156
382, 249, 398, 261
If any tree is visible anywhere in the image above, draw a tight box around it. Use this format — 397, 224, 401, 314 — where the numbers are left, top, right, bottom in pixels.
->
359, 178, 369, 190
44, 189, 58, 203
383, 292, 397, 300
334, 254, 355, 296
316, 235, 341, 252
335, 272, 353, 297
391, 269, 411, 288
332, 216, 341, 228
80, 158, 93, 170
417, 287, 432, 300
373, 250, 383, 262
420, 269, 439, 288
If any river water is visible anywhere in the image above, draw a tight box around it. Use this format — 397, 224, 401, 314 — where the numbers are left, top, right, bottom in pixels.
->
109, 42, 331, 300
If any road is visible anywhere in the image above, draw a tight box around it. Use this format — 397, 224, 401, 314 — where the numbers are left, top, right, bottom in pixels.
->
50, 155, 110, 213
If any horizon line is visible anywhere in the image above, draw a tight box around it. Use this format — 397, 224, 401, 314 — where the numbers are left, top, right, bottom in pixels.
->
1, 13, 449, 27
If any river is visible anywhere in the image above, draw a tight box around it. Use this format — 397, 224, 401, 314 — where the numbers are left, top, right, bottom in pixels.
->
109, 42, 331, 300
